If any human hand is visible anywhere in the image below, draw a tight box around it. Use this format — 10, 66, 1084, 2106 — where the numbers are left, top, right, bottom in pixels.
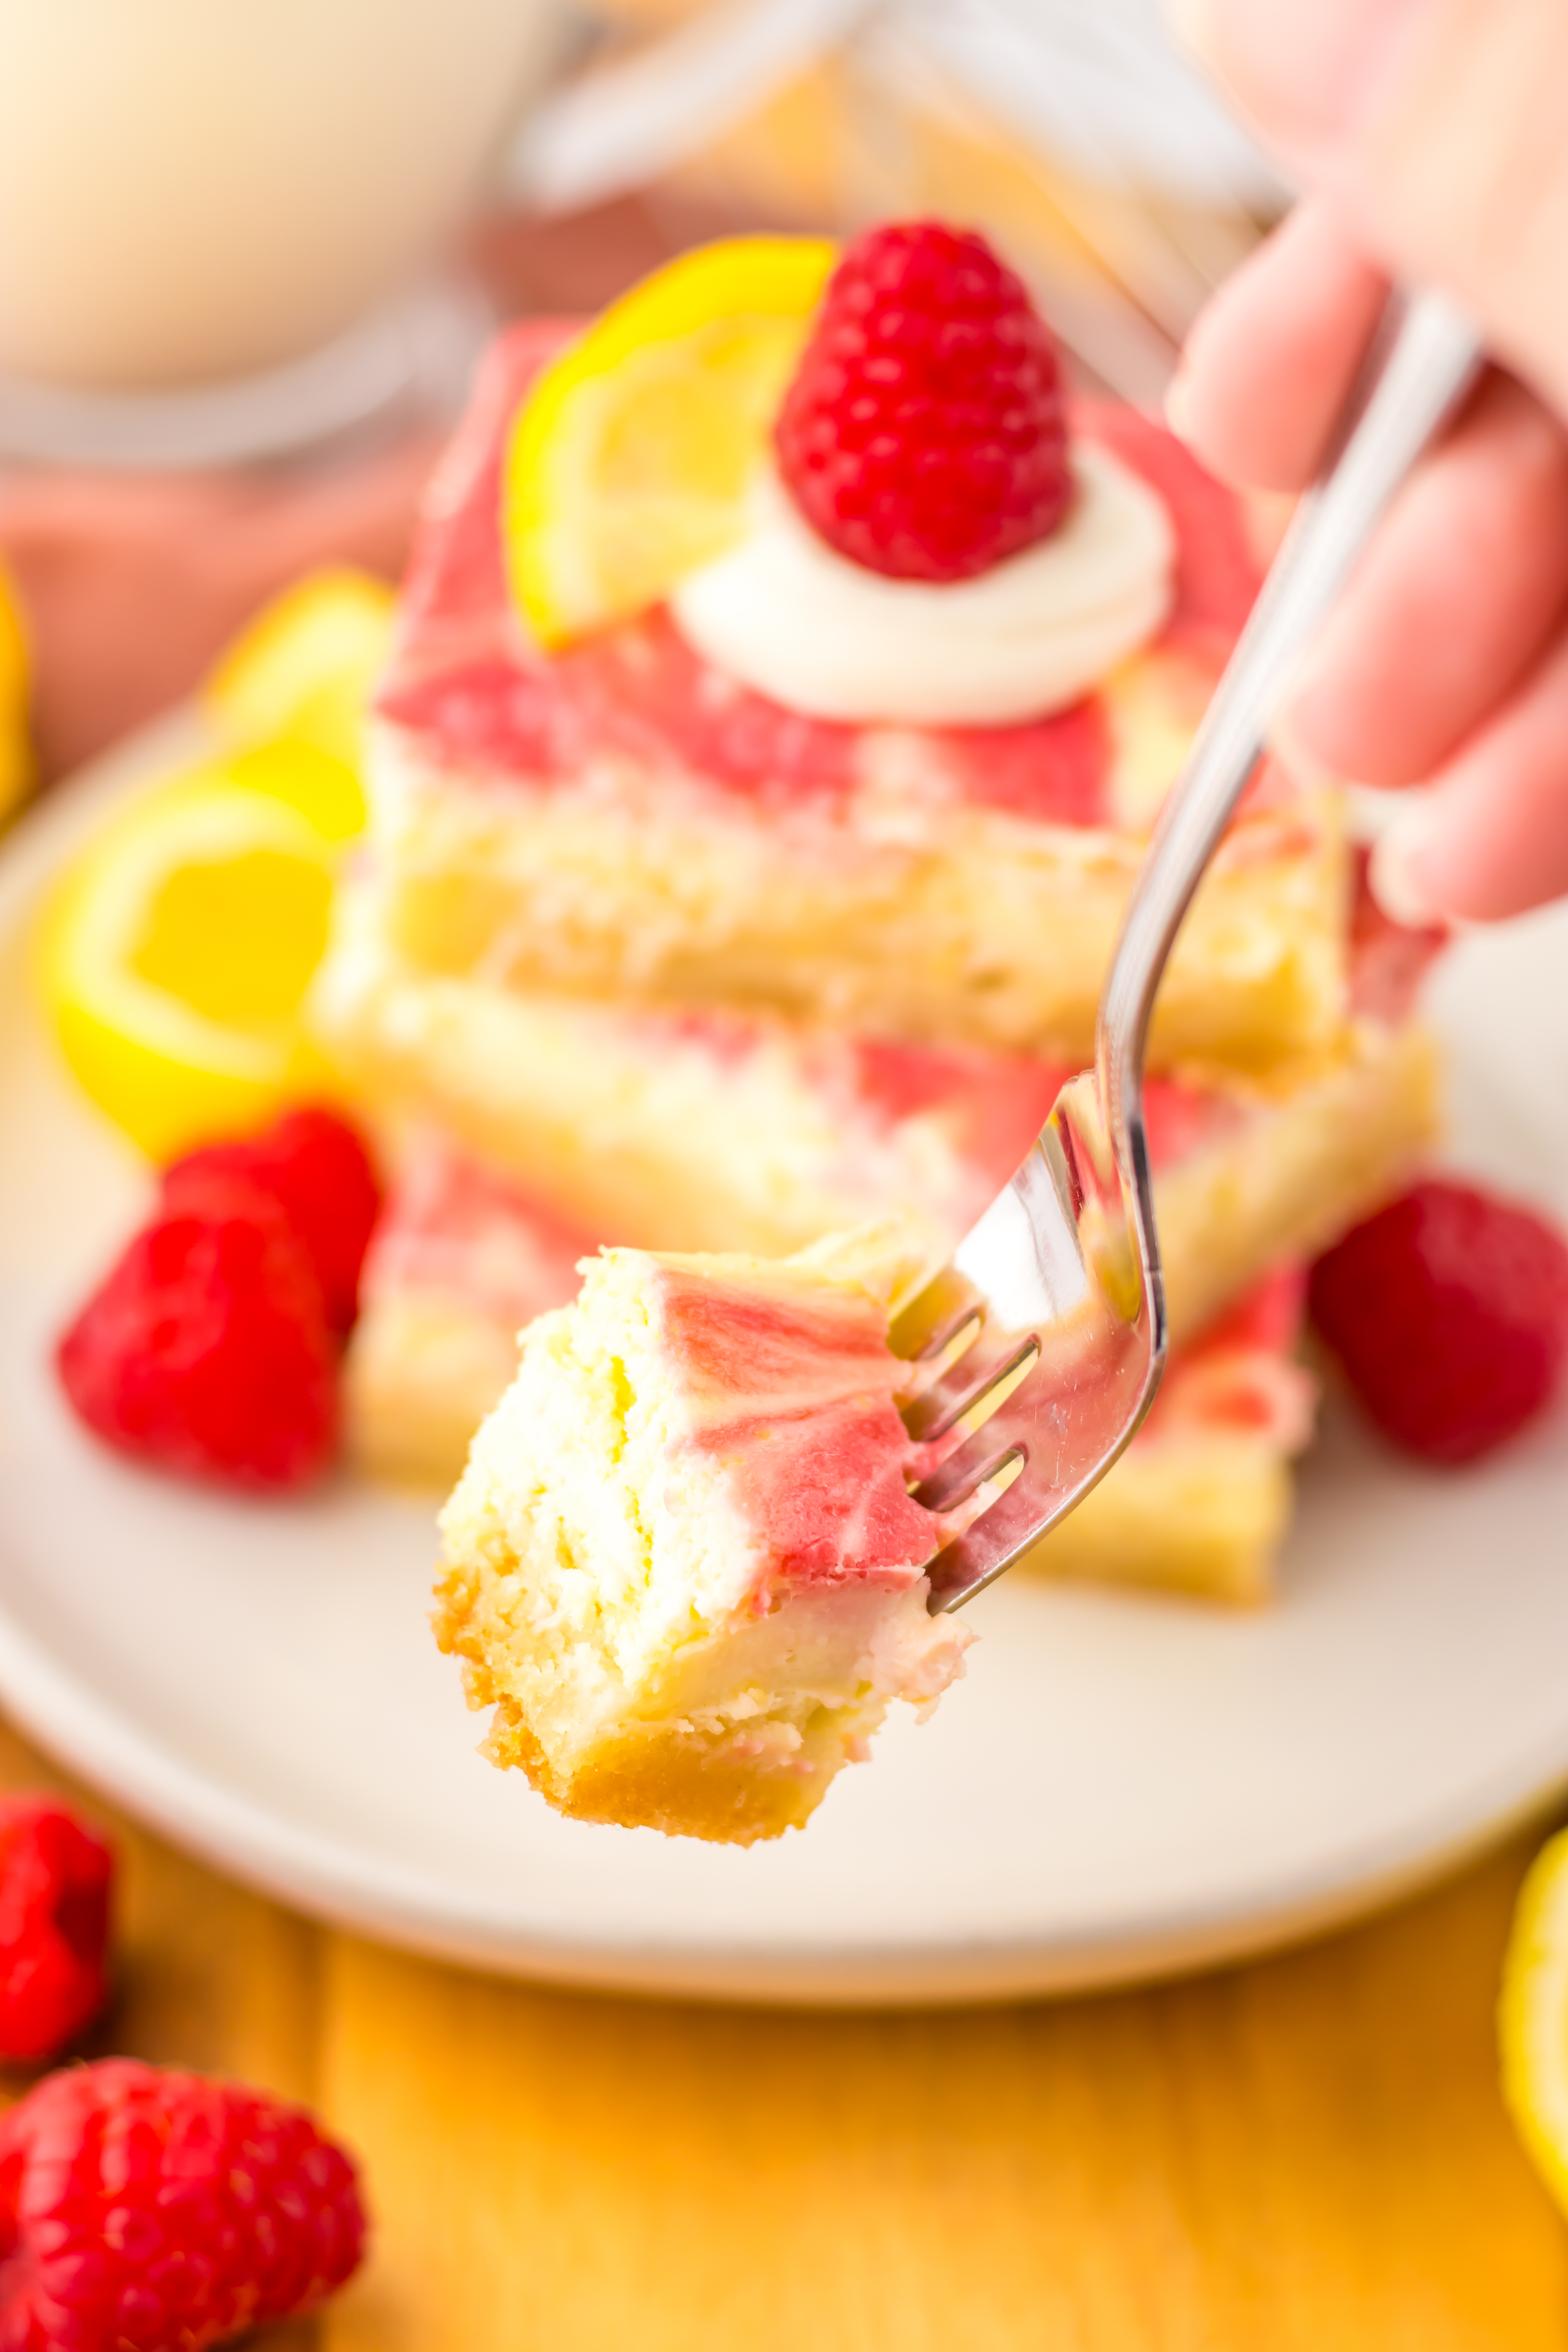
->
1164, 0, 1568, 927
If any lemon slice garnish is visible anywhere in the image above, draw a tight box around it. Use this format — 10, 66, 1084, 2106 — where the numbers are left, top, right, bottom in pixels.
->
41, 771, 344, 1161
0, 555, 32, 826
212, 735, 367, 849
205, 565, 395, 778
505, 234, 836, 650
1500, 1825, 1568, 2214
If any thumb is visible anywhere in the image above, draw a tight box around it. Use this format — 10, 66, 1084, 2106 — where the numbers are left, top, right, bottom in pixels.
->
1169, 0, 1568, 419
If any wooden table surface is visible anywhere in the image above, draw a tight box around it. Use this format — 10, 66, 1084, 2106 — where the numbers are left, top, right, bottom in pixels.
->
3, 1710, 1565, 2352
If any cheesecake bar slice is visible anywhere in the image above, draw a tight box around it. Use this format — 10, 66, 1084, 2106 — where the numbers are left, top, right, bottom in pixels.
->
361, 1140, 1314, 1604
364, 325, 1346, 1071
1020, 1267, 1314, 1603
433, 1227, 971, 1843
347, 1134, 595, 1485
316, 882, 1439, 1347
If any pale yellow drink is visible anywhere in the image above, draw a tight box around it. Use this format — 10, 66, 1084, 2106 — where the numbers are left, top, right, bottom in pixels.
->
0, 0, 562, 388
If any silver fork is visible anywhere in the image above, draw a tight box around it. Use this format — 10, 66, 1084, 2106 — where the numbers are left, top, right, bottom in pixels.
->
899, 288, 1484, 1613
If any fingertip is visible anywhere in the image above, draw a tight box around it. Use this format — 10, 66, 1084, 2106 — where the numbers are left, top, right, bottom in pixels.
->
1172, 201, 1390, 492
1368, 631, 1568, 923
1274, 370, 1568, 789
1162, 0, 1434, 156
1165, 0, 1218, 60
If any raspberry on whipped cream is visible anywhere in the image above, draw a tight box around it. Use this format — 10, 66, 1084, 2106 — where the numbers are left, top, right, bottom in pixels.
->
670, 450, 1174, 727
668, 229, 1171, 729
434, 1225, 972, 1844
775, 221, 1072, 582
685, 220, 1173, 725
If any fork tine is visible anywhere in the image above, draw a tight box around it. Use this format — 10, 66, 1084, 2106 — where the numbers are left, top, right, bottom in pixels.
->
914, 1423, 1025, 1516
901, 1327, 1039, 1442
888, 1264, 984, 1362
925, 1464, 1067, 1608
915, 1305, 1157, 1596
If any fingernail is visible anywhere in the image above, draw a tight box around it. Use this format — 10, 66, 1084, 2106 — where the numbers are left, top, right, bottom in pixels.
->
1163, 365, 1196, 443
1268, 711, 1339, 793
1369, 811, 1442, 929
1165, 0, 1219, 59
1164, 0, 1430, 149
1272, 651, 1343, 786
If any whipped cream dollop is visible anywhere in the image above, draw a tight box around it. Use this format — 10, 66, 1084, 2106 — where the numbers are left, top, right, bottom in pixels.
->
670, 445, 1175, 728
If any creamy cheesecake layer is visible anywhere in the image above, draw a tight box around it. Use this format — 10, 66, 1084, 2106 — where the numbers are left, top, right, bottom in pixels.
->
434, 1228, 971, 1843
315, 889, 1440, 1346
365, 325, 1347, 1070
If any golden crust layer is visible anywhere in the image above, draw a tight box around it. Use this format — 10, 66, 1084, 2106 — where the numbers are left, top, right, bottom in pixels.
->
436, 1572, 901, 1845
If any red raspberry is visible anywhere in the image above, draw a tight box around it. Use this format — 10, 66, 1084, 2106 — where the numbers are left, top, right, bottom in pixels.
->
162, 1107, 381, 1336
775, 220, 1071, 582
1309, 1179, 1568, 1465
0, 2058, 367, 2351
56, 1187, 338, 1492
0, 1801, 113, 2063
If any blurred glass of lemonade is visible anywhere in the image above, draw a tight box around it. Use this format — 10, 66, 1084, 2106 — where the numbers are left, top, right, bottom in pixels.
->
0, 0, 566, 389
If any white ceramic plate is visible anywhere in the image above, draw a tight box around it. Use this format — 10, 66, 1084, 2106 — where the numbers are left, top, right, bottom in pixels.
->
3, 727, 1568, 2006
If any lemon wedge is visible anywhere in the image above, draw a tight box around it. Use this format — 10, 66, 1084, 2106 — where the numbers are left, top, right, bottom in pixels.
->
41, 771, 343, 1161
0, 555, 33, 826
214, 735, 367, 848
506, 234, 836, 649
205, 566, 395, 775
1499, 1825, 1568, 2214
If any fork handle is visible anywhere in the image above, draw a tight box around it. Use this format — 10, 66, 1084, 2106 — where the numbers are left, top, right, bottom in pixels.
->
1097, 287, 1483, 1283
